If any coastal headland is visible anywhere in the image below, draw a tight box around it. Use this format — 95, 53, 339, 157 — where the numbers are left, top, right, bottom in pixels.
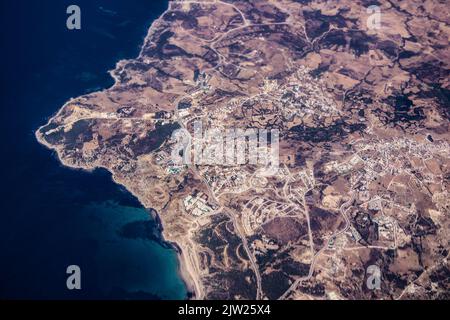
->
37, 0, 450, 300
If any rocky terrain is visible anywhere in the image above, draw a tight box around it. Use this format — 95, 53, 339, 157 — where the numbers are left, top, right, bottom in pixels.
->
37, 0, 449, 300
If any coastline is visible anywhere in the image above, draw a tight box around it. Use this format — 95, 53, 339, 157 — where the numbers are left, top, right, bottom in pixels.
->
35, 130, 201, 300
34, 0, 201, 300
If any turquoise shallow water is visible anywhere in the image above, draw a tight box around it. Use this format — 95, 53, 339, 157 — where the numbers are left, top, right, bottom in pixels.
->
77, 201, 187, 300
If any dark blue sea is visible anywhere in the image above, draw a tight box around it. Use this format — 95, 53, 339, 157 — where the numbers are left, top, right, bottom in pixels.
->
0, 0, 187, 299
